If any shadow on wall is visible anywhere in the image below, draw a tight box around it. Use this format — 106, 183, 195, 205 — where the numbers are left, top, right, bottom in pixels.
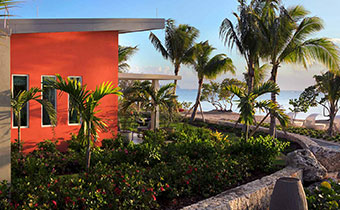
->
0, 89, 11, 169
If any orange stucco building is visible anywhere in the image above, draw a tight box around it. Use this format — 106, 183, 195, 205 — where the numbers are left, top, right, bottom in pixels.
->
1, 18, 165, 153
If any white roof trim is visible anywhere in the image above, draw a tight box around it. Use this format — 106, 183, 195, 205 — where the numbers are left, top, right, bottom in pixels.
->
0, 18, 165, 34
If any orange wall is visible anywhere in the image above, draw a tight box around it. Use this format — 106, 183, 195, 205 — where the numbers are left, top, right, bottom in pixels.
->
10, 31, 119, 152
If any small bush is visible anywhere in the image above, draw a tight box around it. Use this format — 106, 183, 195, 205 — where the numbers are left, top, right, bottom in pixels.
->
306, 180, 340, 210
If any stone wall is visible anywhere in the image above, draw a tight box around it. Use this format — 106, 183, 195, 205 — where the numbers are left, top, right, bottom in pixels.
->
182, 167, 302, 210
182, 119, 340, 209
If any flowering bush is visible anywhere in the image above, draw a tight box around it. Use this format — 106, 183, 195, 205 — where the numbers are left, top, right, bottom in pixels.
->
306, 180, 340, 210
0, 123, 287, 209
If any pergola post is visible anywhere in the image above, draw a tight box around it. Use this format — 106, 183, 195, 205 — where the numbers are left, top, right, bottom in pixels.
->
151, 79, 160, 130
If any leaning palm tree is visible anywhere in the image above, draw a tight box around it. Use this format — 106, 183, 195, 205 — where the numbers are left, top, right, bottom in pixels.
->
188, 41, 235, 122
47, 74, 121, 171
11, 87, 56, 151
118, 45, 138, 73
258, 5, 340, 136
227, 81, 288, 140
149, 19, 199, 93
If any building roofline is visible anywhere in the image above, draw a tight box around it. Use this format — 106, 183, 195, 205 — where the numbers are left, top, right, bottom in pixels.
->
0, 18, 165, 34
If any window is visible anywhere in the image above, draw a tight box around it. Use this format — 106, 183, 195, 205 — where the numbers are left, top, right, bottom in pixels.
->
42, 76, 56, 126
12, 75, 29, 127
68, 76, 82, 124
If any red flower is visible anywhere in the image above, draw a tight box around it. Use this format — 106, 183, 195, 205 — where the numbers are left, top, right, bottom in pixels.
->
114, 187, 121, 195
142, 188, 145, 193
166, 184, 170, 188
136, 170, 139, 173
152, 195, 156, 201
185, 168, 193, 174
186, 180, 189, 185
194, 168, 197, 171
52, 200, 57, 207
0, 190, 2, 194
160, 187, 165, 191
34, 203, 38, 207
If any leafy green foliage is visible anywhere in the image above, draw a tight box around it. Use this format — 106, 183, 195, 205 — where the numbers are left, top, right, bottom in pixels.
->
289, 86, 318, 115
118, 45, 138, 72
0, 124, 287, 209
306, 180, 340, 210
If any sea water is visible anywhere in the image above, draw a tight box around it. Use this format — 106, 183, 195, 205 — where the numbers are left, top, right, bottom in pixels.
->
176, 89, 327, 120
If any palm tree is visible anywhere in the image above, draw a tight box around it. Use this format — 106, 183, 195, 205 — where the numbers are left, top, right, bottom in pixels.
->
149, 19, 199, 93
118, 45, 138, 73
227, 81, 288, 140
314, 72, 340, 136
47, 74, 121, 171
188, 41, 235, 122
11, 87, 56, 151
122, 81, 177, 130
219, 0, 276, 94
258, 5, 340, 136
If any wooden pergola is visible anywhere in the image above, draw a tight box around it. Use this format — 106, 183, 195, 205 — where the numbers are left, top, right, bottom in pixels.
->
118, 73, 182, 130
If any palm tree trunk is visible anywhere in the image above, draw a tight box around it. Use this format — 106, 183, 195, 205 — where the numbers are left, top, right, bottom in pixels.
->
247, 61, 255, 94
328, 104, 336, 136
199, 101, 205, 122
269, 64, 279, 137
249, 112, 270, 138
173, 65, 180, 94
17, 112, 21, 151
86, 121, 92, 172
190, 78, 204, 122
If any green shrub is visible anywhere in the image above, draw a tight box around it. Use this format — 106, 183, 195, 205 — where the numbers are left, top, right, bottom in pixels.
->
306, 180, 340, 210
1, 123, 287, 209
227, 135, 289, 171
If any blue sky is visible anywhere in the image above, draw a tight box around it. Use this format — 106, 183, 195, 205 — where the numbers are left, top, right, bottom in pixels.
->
10, 0, 340, 90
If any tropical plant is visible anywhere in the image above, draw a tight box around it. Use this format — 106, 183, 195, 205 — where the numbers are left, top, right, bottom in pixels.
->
11, 87, 56, 151
220, 78, 247, 111
227, 81, 288, 140
289, 86, 318, 119
118, 45, 138, 72
149, 19, 199, 93
201, 82, 225, 111
188, 41, 235, 122
257, 4, 340, 136
46, 74, 121, 171
122, 81, 178, 130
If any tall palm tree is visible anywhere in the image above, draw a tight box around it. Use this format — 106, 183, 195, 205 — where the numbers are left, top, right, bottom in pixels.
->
149, 19, 199, 93
118, 45, 138, 73
189, 41, 235, 122
219, 0, 277, 94
47, 74, 121, 171
227, 81, 288, 140
258, 5, 340, 136
11, 87, 56, 151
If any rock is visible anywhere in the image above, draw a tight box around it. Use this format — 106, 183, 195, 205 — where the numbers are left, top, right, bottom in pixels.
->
287, 149, 327, 182
310, 145, 340, 173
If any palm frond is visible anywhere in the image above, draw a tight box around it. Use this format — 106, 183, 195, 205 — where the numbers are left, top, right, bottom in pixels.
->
149, 32, 169, 59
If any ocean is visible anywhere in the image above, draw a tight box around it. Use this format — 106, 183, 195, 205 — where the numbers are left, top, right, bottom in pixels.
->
176, 89, 327, 120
